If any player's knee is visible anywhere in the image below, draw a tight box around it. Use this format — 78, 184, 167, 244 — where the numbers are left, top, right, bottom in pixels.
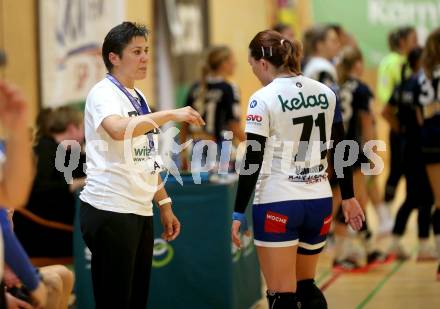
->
43, 272, 63, 296
57, 265, 75, 290
266, 291, 300, 309
297, 279, 327, 309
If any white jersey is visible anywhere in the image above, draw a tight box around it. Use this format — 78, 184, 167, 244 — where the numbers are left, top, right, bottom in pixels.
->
245, 76, 340, 204
303, 57, 337, 85
80, 78, 160, 216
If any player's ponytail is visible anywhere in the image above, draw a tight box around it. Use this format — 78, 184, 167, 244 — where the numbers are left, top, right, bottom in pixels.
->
336, 46, 363, 85
281, 39, 302, 75
249, 30, 302, 75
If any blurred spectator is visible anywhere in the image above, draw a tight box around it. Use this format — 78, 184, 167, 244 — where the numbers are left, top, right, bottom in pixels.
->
13, 106, 85, 260
0, 57, 33, 209
0, 49, 35, 308
377, 26, 418, 105
377, 26, 418, 205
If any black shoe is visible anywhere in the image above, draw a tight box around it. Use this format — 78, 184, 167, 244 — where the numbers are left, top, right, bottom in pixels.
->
367, 250, 388, 264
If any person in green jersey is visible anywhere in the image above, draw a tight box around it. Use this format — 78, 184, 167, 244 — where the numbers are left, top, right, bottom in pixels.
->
377, 26, 418, 208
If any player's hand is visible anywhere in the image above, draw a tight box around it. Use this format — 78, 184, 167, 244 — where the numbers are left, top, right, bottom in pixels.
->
171, 107, 205, 127
0, 81, 29, 132
29, 281, 47, 309
5, 292, 34, 309
341, 197, 365, 231
231, 212, 250, 249
159, 205, 181, 241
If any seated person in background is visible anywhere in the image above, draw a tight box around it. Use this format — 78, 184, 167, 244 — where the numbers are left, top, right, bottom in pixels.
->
13, 106, 86, 261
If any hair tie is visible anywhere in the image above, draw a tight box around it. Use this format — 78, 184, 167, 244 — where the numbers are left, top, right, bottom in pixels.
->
269, 46, 273, 57
261, 46, 265, 57
281, 39, 285, 45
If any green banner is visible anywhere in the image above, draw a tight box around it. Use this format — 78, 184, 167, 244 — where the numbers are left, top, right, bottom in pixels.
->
311, 0, 440, 67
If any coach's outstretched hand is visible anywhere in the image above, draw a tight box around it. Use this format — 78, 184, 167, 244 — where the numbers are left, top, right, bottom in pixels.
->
171, 106, 205, 127
159, 205, 181, 241
341, 198, 365, 231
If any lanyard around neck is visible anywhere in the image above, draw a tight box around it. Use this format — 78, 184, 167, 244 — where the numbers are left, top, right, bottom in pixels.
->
106, 74, 150, 116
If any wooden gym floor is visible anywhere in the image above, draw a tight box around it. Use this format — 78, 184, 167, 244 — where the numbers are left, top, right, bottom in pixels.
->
253, 180, 440, 309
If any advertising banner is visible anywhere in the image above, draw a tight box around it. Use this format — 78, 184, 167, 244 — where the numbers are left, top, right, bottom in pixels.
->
39, 0, 124, 107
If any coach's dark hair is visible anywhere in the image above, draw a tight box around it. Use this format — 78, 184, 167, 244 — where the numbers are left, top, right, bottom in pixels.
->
422, 28, 440, 79
249, 30, 302, 74
102, 21, 148, 72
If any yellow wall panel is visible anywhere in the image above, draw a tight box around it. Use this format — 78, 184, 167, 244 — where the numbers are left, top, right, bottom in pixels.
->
2, 0, 38, 126
210, 0, 271, 122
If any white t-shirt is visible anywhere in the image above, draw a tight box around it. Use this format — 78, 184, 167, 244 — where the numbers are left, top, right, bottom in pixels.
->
245, 76, 338, 204
80, 78, 161, 216
303, 57, 337, 84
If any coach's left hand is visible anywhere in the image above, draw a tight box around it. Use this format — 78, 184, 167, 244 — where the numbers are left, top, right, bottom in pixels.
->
160, 205, 181, 241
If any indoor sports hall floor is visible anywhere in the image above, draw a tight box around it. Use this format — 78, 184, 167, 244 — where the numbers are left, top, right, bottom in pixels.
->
253, 180, 440, 309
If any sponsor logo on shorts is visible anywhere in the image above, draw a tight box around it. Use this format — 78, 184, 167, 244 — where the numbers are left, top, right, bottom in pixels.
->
319, 215, 332, 236
264, 211, 288, 233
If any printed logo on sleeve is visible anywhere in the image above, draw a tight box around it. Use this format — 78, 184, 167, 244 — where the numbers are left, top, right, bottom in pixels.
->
246, 114, 263, 125
250, 100, 258, 108
264, 211, 288, 233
